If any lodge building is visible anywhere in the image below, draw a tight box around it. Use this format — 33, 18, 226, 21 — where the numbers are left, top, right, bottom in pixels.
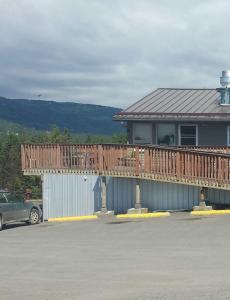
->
22, 71, 230, 219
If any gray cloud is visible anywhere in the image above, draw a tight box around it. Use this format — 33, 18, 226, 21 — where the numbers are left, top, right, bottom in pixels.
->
0, 0, 230, 108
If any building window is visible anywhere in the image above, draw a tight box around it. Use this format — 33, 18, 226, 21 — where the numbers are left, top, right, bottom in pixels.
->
227, 126, 230, 146
157, 124, 175, 146
179, 125, 197, 146
133, 123, 152, 144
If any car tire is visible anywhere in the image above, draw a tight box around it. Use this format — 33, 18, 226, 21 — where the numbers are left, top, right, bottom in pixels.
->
28, 208, 39, 225
0, 215, 3, 231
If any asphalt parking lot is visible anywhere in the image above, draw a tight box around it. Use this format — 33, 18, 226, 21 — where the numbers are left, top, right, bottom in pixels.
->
1, 213, 230, 300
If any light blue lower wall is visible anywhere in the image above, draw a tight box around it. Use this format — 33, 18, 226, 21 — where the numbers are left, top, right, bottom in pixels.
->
106, 177, 135, 213
43, 174, 200, 219
42, 174, 230, 219
106, 178, 200, 213
208, 188, 230, 205
43, 174, 100, 219
141, 181, 200, 211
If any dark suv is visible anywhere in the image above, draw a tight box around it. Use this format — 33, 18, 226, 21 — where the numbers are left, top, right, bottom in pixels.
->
0, 190, 42, 230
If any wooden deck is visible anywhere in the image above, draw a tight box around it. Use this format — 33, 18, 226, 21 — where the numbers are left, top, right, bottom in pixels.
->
21, 144, 230, 190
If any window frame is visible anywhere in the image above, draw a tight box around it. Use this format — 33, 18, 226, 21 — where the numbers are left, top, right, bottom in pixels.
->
178, 124, 198, 146
0, 193, 8, 203
132, 123, 153, 144
227, 126, 230, 146
156, 123, 176, 146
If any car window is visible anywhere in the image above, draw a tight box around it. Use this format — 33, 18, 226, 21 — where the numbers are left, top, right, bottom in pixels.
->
6, 193, 24, 203
6, 193, 16, 203
0, 193, 7, 203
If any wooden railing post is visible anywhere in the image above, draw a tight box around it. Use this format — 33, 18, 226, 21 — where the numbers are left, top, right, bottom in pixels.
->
98, 145, 103, 174
144, 148, 150, 174
176, 151, 181, 178
56, 144, 61, 169
21, 145, 25, 170
135, 146, 140, 176
218, 156, 222, 183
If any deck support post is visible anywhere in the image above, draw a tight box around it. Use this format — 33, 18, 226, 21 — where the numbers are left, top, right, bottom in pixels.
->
193, 187, 212, 211
95, 176, 114, 217
127, 179, 148, 214
101, 176, 107, 213
135, 179, 141, 209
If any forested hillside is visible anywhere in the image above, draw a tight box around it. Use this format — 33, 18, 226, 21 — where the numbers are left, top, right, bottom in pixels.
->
0, 96, 123, 135
0, 97, 125, 194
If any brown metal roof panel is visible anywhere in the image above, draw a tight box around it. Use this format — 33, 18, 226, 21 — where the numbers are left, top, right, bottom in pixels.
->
134, 89, 171, 112
199, 92, 223, 113
128, 88, 171, 113
123, 88, 167, 113
158, 89, 200, 113
130, 89, 218, 114
209, 104, 230, 114
192, 91, 220, 113
145, 89, 190, 113
118, 88, 230, 116
170, 90, 217, 113
174, 90, 206, 113
177, 90, 216, 114
180, 90, 212, 113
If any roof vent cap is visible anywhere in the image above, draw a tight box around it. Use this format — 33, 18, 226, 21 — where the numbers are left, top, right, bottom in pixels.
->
220, 70, 230, 88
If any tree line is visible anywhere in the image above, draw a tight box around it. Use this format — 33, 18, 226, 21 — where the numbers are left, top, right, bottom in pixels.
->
0, 127, 127, 197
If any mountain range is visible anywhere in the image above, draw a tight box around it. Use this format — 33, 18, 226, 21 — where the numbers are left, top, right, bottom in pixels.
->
0, 96, 123, 135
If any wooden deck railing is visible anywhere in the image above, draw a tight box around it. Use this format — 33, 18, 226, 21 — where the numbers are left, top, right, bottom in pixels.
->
177, 146, 230, 153
21, 144, 230, 190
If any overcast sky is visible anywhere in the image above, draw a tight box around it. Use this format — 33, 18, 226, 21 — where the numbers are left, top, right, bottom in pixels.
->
0, 0, 229, 108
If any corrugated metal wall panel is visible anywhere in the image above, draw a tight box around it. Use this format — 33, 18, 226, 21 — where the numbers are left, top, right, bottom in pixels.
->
43, 175, 219, 219
140, 180, 199, 211
208, 188, 230, 205
43, 174, 100, 219
107, 177, 135, 213
107, 178, 200, 212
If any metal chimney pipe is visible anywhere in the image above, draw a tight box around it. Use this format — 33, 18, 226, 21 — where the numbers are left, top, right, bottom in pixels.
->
220, 70, 230, 88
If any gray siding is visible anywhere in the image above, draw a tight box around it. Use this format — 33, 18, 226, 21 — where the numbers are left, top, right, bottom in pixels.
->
127, 122, 132, 144
198, 123, 227, 145
128, 121, 230, 146
152, 123, 156, 144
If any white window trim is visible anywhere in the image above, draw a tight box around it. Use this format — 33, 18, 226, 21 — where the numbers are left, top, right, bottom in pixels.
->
178, 124, 198, 146
227, 126, 230, 146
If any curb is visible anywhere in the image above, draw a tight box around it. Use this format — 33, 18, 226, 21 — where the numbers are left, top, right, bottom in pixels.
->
48, 215, 98, 222
191, 210, 230, 216
116, 212, 170, 219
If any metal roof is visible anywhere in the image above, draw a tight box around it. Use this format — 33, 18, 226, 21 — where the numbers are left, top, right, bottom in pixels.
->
114, 88, 230, 121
